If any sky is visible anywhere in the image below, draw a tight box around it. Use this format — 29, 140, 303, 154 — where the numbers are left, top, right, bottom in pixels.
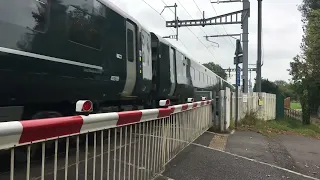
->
105, 0, 304, 86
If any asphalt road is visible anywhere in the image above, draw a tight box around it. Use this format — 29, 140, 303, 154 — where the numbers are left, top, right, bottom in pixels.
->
157, 131, 319, 180
226, 131, 320, 179
278, 135, 320, 178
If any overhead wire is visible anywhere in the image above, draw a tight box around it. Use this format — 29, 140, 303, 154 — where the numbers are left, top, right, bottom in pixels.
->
209, 1, 236, 47
192, 0, 203, 14
160, 0, 220, 63
180, 0, 235, 48
175, 0, 219, 36
140, 0, 190, 52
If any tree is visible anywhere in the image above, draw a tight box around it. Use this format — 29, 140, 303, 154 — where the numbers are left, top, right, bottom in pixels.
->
298, 0, 320, 23
202, 62, 227, 80
274, 80, 287, 87
288, 1, 320, 124
274, 80, 297, 100
253, 78, 279, 94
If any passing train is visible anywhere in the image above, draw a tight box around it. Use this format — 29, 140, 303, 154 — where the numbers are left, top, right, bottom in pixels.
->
0, 0, 234, 122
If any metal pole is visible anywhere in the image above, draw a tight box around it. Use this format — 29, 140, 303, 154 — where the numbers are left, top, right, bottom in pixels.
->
235, 64, 239, 129
257, 0, 262, 92
174, 3, 178, 41
242, 0, 250, 93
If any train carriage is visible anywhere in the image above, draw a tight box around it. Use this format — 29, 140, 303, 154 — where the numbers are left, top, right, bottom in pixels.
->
0, 0, 234, 122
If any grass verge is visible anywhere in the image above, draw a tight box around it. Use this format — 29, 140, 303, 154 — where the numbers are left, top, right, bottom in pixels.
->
238, 111, 320, 139
290, 102, 302, 110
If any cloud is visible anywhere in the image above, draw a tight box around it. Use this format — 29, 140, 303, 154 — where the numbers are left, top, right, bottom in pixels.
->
106, 0, 303, 85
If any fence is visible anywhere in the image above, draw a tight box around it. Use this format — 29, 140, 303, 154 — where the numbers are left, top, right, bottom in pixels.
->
285, 108, 302, 121
218, 89, 276, 131
0, 100, 212, 180
284, 97, 291, 109
231, 92, 276, 121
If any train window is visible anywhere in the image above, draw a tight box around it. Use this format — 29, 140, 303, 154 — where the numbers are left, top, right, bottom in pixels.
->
67, 6, 101, 50
0, 0, 50, 33
93, 0, 106, 17
191, 67, 195, 80
141, 29, 151, 66
31, 0, 50, 32
127, 29, 134, 62
199, 71, 201, 81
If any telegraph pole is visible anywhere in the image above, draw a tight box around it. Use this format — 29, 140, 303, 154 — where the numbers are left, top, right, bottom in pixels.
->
210, 0, 250, 93
242, 0, 250, 93
234, 39, 243, 128
256, 0, 262, 92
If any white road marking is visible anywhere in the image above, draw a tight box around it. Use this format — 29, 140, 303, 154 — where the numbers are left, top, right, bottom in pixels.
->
204, 131, 230, 137
191, 142, 320, 180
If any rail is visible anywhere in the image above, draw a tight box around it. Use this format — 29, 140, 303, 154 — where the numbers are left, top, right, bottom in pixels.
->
0, 100, 212, 180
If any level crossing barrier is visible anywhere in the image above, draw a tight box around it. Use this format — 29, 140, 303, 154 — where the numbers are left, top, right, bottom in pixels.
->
0, 100, 212, 180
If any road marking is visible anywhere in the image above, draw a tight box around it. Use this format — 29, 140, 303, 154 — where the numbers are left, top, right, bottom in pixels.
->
230, 129, 235, 134
151, 174, 175, 180
208, 134, 228, 151
204, 131, 229, 136
191, 142, 320, 180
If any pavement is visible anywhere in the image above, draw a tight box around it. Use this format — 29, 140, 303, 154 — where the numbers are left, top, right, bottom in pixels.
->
226, 131, 320, 179
157, 131, 320, 180
278, 135, 320, 177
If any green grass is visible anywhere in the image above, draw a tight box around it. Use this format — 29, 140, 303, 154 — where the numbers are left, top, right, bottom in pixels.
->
238, 112, 320, 139
229, 119, 235, 130
290, 102, 302, 110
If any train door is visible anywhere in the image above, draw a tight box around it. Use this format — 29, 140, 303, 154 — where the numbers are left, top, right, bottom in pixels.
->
141, 29, 152, 80
169, 47, 177, 96
121, 21, 137, 96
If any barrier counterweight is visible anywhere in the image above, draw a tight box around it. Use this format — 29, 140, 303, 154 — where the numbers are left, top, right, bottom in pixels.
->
0, 101, 212, 180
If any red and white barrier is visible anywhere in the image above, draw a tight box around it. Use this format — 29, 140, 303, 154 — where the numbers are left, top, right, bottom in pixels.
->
0, 100, 212, 150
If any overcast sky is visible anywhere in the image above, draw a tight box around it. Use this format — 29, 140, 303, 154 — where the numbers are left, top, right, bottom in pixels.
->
106, 0, 303, 85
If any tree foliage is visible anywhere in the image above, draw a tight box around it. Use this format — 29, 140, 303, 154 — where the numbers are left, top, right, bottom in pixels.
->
253, 79, 297, 100
202, 62, 227, 80
289, 0, 320, 124
274, 80, 287, 87
275, 80, 297, 100
253, 79, 278, 94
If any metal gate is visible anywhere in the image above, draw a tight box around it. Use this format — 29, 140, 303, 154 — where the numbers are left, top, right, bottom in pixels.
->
0, 101, 212, 180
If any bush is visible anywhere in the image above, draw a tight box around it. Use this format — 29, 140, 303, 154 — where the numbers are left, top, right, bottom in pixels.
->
239, 110, 262, 126
229, 119, 235, 130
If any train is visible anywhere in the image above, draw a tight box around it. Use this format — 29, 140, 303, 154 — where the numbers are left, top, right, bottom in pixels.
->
0, 0, 234, 122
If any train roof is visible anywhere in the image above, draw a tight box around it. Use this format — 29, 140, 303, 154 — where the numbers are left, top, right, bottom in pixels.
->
150, 33, 172, 46
101, 0, 149, 32
162, 38, 233, 86
103, 0, 233, 88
